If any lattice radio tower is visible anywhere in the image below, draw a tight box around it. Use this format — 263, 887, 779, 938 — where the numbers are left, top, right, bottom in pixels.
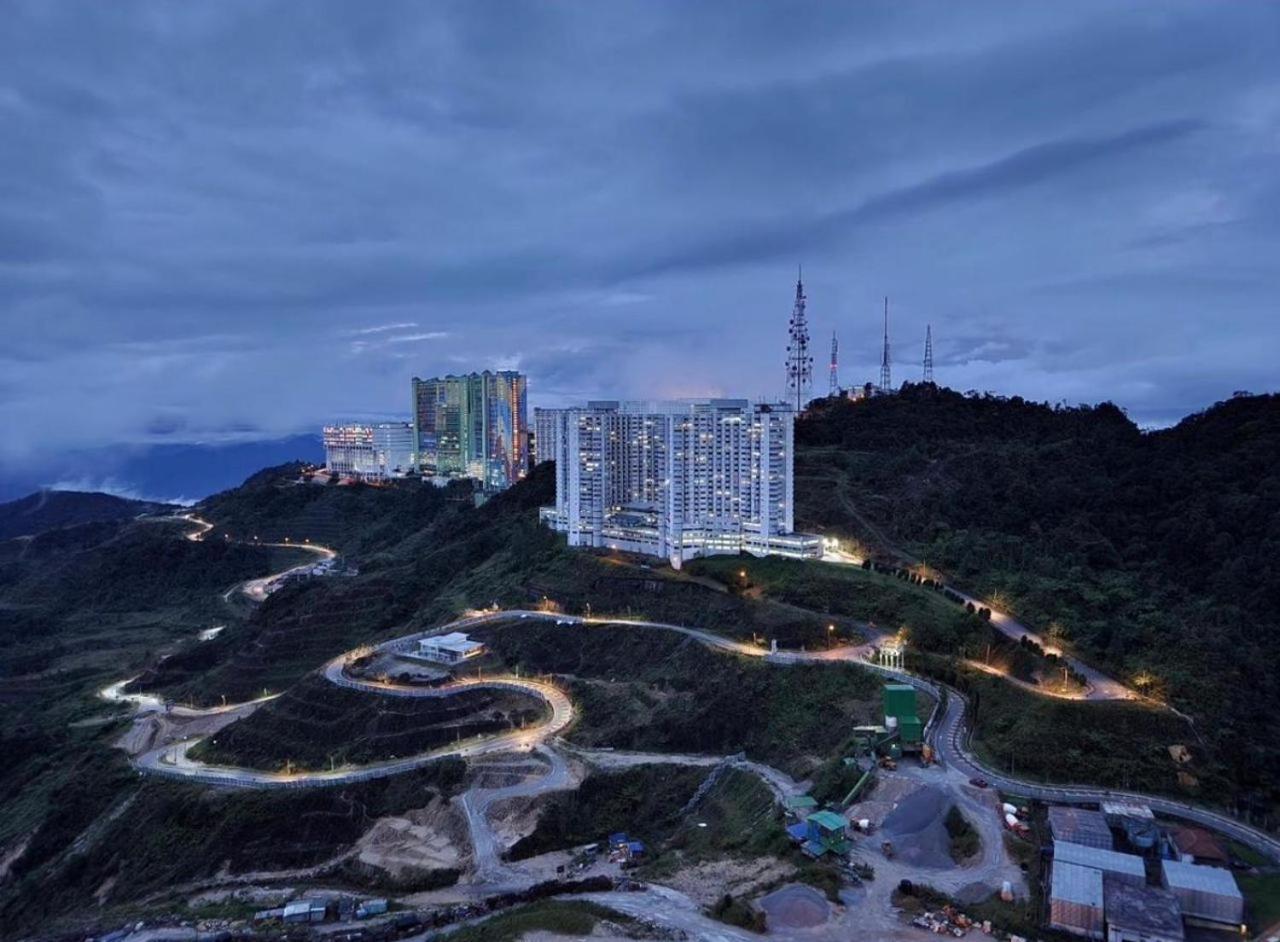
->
878, 296, 892, 394
828, 330, 840, 397
923, 323, 934, 383
785, 268, 813, 411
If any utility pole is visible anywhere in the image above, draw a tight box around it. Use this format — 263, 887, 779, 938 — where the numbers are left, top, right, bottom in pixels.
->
879, 296, 892, 394
828, 330, 840, 397
923, 324, 934, 384
785, 267, 813, 411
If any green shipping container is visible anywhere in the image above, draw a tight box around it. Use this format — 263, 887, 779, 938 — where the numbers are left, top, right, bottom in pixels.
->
883, 684, 917, 721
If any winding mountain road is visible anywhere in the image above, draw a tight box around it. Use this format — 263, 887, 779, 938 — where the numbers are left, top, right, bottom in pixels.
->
114, 518, 1280, 867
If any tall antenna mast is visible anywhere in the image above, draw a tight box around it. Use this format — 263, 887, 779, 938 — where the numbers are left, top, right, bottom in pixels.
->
923, 323, 934, 384
878, 296, 892, 394
829, 330, 840, 397
785, 267, 813, 411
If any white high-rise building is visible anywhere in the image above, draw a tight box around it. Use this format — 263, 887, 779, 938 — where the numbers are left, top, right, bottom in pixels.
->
323, 422, 414, 480
533, 406, 562, 467
538, 399, 821, 567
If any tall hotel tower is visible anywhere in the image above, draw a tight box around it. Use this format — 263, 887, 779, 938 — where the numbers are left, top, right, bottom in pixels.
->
538, 399, 821, 567
411, 371, 528, 490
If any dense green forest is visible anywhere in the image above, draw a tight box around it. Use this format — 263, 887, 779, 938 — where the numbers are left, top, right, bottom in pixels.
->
796, 385, 1280, 822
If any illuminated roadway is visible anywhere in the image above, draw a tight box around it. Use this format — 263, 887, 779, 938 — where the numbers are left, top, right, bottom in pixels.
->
117, 514, 1280, 862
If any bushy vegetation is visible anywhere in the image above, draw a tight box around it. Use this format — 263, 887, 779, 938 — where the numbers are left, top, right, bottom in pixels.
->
510, 765, 784, 866
0, 490, 173, 541
191, 676, 547, 771
471, 619, 884, 775
923, 656, 1224, 798
945, 806, 980, 862
445, 900, 642, 942
2, 761, 465, 933
798, 386, 1280, 821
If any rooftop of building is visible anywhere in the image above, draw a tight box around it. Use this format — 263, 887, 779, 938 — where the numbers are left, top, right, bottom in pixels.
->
1048, 806, 1113, 847
1050, 860, 1103, 908
1102, 799, 1155, 820
807, 810, 849, 832
1104, 877, 1185, 939
420, 631, 484, 653
1162, 858, 1242, 898
1052, 839, 1146, 877
1169, 825, 1229, 863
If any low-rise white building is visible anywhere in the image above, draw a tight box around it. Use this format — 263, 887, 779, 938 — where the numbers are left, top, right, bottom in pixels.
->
417, 632, 486, 664
538, 399, 822, 567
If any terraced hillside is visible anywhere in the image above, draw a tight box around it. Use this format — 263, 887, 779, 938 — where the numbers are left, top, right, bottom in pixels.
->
466, 619, 890, 777
191, 675, 548, 771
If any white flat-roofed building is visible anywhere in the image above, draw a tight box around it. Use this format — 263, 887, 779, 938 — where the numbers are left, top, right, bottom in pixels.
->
417, 632, 486, 664
1053, 841, 1147, 886
1049, 861, 1105, 939
539, 399, 822, 567
323, 422, 414, 480
1161, 859, 1243, 929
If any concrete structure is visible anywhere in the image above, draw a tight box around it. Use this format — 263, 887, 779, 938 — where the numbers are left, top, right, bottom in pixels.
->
411, 371, 527, 490
538, 399, 822, 566
1049, 861, 1105, 939
1104, 878, 1184, 942
1053, 841, 1147, 887
877, 636, 905, 669
417, 632, 486, 665
1049, 807, 1115, 851
1161, 859, 1244, 929
533, 406, 562, 467
323, 422, 414, 479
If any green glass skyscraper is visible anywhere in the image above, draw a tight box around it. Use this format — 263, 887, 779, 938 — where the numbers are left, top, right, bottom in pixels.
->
411, 370, 527, 490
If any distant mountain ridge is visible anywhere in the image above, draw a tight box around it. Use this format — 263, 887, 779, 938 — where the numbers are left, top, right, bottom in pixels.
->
0, 490, 177, 541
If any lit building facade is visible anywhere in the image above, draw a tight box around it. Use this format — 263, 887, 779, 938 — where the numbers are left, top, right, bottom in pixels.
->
411, 371, 528, 490
538, 399, 821, 566
323, 422, 414, 479
533, 406, 563, 466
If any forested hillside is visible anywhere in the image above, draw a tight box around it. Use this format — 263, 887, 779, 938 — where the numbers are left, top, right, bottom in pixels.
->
796, 385, 1280, 821
0, 490, 174, 541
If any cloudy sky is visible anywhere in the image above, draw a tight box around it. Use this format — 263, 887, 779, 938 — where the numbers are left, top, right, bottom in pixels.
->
3, 1, 1279, 486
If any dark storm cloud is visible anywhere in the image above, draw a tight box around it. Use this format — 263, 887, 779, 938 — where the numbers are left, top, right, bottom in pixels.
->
1, 0, 1278, 474
627, 119, 1205, 279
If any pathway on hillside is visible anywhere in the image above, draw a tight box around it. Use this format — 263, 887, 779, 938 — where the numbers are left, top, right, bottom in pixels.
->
108, 518, 1280, 871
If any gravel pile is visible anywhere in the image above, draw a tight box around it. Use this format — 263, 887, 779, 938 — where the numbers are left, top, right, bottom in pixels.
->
880, 784, 953, 869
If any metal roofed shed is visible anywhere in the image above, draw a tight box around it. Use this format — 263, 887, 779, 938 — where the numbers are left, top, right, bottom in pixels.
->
1049, 861, 1104, 939
1168, 825, 1229, 866
1161, 858, 1243, 928
1103, 877, 1184, 942
1053, 840, 1146, 886
1049, 807, 1114, 851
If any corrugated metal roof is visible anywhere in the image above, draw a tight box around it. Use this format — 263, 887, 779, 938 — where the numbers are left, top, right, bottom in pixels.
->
1053, 840, 1145, 878
807, 810, 849, 831
1104, 877, 1184, 939
1050, 861, 1104, 908
1048, 807, 1113, 849
1163, 859, 1242, 898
